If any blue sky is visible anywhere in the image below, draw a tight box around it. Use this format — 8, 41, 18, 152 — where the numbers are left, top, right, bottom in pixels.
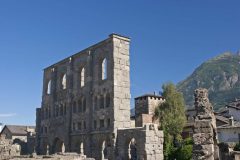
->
0, 1, 240, 125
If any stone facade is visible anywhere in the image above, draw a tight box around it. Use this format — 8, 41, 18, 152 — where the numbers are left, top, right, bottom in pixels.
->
192, 88, 219, 160
36, 34, 164, 160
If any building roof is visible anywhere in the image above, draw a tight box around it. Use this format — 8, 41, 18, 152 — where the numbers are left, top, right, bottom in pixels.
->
217, 121, 240, 129
135, 94, 164, 100
226, 99, 240, 110
215, 115, 230, 124
1, 125, 35, 136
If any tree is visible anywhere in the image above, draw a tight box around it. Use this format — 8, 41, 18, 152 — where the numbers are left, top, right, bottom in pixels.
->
155, 82, 187, 159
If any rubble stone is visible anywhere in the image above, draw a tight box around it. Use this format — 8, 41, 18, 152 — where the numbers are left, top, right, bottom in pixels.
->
0, 135, 21, 160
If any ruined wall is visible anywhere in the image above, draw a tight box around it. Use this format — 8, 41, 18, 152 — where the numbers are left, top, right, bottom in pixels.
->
116, 124, 164, 160
0, 135, 20, 159
192, 88, 219, 160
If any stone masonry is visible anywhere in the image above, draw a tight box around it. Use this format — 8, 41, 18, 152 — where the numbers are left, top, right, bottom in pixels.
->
0, 135, 21, 160
117, 124, 164, 160
192, 88, 219, 160
36, 34, 164, 160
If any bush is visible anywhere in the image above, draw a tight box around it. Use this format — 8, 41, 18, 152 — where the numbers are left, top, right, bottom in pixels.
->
176, 144, 193, 160
234, 143, 240, 151
165, 138, 193, 160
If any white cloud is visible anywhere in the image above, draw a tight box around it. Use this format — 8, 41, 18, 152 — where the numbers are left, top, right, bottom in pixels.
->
0, 113, 17, 118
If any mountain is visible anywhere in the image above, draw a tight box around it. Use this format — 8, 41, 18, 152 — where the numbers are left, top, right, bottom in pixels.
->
177, 52, 240, 111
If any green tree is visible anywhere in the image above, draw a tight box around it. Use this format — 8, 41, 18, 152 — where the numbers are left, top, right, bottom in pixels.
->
155, 82, 187, 159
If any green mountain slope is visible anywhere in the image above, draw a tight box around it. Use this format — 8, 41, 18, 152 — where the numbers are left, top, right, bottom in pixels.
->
177, 52, 240, 110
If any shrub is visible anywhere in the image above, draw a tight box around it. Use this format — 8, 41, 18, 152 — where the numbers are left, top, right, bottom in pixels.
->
234, 143, 240, 151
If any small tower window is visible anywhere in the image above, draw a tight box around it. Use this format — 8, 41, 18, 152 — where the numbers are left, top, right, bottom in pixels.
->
81, 68, 85, 87
62, 74, 67, 89
102, 58, 107, 80
47, 80, 52, 94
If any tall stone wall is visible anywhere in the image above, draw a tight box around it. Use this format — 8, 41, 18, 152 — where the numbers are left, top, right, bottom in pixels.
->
36, 34, 132, 159
192, 88, 219, 160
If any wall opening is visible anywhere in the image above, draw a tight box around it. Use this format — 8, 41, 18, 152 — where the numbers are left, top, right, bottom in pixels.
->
80, 142, 84, 155
47, 80, 51, 94
102, 141, 108, 160
53, 137, 64, 153
62, 74, 67, 89
128, 138, 137, 160
102, 58, 107, 80
13, 138, 26, 155
81, 68, 85, 87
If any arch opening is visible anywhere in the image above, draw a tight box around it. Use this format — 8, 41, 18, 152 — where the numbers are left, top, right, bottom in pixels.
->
102, 140, 111, 160
53, 138, 64, 153
80, 142, 84, 155
128, 138, 137, 160
13, 138, 26, 155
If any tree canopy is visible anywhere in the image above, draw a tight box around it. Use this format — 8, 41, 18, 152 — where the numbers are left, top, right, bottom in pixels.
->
155, 82, 187, 159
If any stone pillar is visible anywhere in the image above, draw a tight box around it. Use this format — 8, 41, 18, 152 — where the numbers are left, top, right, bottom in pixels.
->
192, 88, 219, 160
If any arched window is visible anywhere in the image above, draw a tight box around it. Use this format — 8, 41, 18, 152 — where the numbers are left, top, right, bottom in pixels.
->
47, 80, 51, 94
81, 68, 85, 87
102, 58, 107, 80
62, 74, 67, 89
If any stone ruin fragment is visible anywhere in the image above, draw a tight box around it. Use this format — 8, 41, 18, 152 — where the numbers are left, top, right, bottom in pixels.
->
192, 88, 219, 160
0, 135, 21, 159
